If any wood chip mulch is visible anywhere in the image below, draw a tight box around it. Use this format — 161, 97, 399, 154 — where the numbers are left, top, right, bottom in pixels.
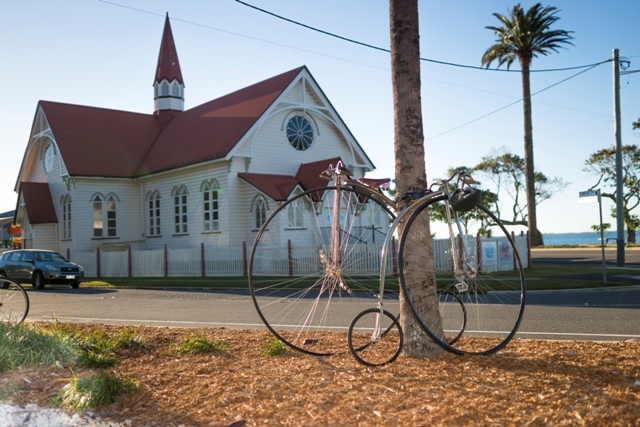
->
3, 324, 639, 427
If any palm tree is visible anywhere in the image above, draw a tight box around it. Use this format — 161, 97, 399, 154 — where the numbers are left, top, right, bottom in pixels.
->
389, 0, 443, 358
481, 3, 573, 246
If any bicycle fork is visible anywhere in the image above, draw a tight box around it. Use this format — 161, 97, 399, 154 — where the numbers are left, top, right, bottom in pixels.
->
444, 200, 475, 293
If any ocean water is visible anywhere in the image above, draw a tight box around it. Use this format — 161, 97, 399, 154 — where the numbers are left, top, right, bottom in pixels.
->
542, 231, 637, 246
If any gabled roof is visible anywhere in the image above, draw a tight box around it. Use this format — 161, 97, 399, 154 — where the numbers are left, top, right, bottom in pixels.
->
155, 13, 183, 85
238, 173, 300, 201
39, 101, 162, 178
238, 157, 338, 201
295, 157, 341, 192
35, 67, 305, 178
138, 67, 304, 175
19, 183, 57, 224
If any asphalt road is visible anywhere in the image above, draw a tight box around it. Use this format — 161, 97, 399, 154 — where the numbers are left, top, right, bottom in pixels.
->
532, 247, 640, 265
23, 285, 640, 343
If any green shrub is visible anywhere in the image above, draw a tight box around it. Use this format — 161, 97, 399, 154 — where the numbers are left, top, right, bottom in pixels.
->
54, 371, 138, 411
261, 337, 286, 357
175, 333, 229, 354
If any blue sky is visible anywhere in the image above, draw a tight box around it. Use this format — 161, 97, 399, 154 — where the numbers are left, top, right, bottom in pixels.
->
1, 0, 638, 236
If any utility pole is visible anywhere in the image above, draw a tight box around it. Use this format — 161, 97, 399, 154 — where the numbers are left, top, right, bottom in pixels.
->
613, 48, 624, 267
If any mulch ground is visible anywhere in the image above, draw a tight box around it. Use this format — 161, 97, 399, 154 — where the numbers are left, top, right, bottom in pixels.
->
3, 323, 639, 427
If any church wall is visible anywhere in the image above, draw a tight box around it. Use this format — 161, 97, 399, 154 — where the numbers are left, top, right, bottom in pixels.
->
138, 161, 230, 250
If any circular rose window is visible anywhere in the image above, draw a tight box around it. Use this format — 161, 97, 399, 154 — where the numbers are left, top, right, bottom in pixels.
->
286, 115, 314, 151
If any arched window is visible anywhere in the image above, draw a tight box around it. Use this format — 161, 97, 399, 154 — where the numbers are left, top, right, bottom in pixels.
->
255, 198, 266, 229
147, 191, 161, 236
172, 186, 188, 234
287, 199, 304, 229
161, 81, 169, 96
201, 180, 220, 232
171, 82, 180, 97
92, 193, 118, 237
61, 194, 72, 239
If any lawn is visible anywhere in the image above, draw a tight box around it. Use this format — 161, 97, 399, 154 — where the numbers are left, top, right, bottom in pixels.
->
79, 261, 636, 291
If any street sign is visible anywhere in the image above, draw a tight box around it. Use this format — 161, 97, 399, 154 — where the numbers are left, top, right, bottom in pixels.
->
578, 189, 600, 204
579, 190, 598, 198
577, 188, 607, 283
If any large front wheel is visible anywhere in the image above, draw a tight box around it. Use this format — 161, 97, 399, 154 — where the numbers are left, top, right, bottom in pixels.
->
398, 196, 525, 355
248, 186, 397, 356
0, 278, 29, 326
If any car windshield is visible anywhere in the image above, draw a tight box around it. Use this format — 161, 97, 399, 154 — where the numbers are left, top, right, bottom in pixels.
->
33, 252, 67, 262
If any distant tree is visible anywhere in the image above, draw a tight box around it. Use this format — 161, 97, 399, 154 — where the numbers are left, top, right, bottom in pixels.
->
481, 3, 573, 246
583, 145, 640, 243
470, 148, 568, 231
428, 167, 499, 236
633, 118, 640, 130
591, 223, 611, 235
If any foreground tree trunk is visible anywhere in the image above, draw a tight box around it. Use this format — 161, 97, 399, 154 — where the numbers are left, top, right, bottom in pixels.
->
520, 60, 544, 246
389, 0, 443, 358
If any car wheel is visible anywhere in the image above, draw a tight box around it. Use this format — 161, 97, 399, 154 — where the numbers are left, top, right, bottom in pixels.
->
33, 272, 45, 290
0, 271, 6, 278
70, 281, 80, 289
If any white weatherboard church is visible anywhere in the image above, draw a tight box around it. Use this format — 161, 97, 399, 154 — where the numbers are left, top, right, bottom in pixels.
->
12, 15, 380, 276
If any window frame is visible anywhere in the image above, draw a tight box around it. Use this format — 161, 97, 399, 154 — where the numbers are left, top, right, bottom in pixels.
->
172, 186, 188, 235
146, 191, 162, 237
201, 180, 220, 233
91, 193, 118, 238
61, 194, 72, 239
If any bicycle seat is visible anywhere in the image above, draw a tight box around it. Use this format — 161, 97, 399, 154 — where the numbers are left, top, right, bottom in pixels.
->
451, 188, 481, 212
359, 178, 391, 190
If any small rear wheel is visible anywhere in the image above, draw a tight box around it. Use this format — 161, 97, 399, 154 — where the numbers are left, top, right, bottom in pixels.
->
33, 272, 45, 290
0, 278, 29, 326
348, 308, 403, 366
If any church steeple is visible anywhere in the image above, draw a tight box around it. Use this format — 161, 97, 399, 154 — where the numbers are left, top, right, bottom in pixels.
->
153, 13, 184, 125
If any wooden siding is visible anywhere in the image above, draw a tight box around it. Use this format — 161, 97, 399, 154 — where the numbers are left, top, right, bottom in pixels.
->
31, 224, 57, 251
139, 162, 230, 249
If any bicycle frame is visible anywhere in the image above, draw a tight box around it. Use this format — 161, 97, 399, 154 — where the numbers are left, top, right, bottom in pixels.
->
323, 162, 474, 341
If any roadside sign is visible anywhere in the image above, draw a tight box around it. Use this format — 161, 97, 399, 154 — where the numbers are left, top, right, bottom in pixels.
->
579, 190, 598, 198
578, 189, 599, 204
577, 188, 607, 283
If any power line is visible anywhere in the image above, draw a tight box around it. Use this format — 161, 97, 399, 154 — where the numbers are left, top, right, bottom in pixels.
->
425, 64, 602, 141
235, 0, 611, 73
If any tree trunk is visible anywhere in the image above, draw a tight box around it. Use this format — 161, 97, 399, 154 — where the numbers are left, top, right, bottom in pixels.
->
520, 59, 543, 246
627, 227, 636, 244
389, 0, 443, 358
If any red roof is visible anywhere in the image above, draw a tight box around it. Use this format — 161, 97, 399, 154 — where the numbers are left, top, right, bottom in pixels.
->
40, 101, 162, 178
38, 67, 305, 178
238, 158, 337, 201
295, 157, 341, 192
138, 67, 303, 175
155, 14, 183, 85
20, 183, 57, 224
238, 173, 300, 201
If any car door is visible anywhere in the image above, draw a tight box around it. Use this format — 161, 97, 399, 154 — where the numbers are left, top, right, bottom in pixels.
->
19, 251, 36, 281
3, 251, 23, 279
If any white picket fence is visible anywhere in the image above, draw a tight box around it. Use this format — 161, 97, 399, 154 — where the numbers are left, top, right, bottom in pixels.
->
69, 235, 528, 278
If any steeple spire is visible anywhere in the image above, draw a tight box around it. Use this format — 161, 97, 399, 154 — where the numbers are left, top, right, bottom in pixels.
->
153, 13, 184, 126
